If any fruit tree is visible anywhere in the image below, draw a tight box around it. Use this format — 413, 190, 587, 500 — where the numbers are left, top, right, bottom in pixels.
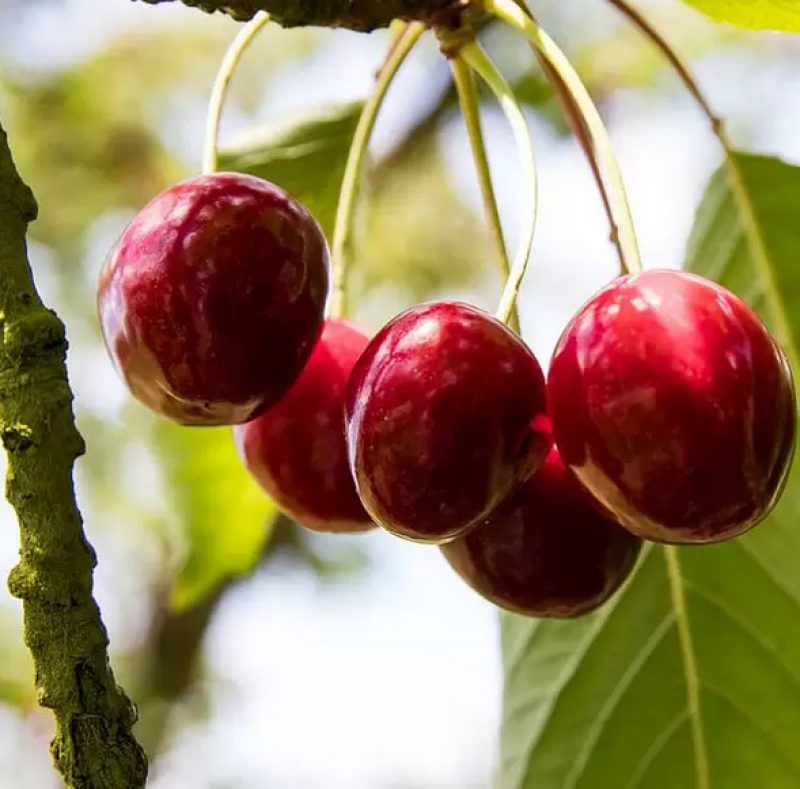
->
1, 0, 800, 786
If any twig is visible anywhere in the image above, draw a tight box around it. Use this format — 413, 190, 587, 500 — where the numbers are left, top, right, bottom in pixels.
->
0, 122, 147, 788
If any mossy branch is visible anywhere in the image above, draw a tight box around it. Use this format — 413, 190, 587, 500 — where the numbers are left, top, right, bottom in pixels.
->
137, 0, 446, 31
0, 123, 147, 787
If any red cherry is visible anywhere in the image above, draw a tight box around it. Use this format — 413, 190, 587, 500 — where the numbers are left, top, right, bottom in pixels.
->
441, 448, 641, 617
548, 269, 796, 544
234, 319, 373, 533
98, 173, 329, 426
345, 301, 551, 544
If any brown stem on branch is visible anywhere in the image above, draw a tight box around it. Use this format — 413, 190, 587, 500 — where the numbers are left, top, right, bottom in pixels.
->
136, 0, 450, 31
0, 122, 147, 788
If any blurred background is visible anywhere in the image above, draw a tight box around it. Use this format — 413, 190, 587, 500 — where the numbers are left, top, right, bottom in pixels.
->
0, 0, 799, 786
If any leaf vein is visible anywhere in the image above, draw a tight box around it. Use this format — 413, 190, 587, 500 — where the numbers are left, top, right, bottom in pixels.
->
736, 537, 800, 611
512, 582, 633, 787
684, 581, 800, 695
664, 546, 710, 789
624, 710, 689, 789
723, 154, 798, 368
701, 683, 800, 781
562, 613, 676, 789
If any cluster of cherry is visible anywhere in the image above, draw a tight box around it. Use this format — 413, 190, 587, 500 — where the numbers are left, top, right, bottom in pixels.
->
98, 171, 795, 619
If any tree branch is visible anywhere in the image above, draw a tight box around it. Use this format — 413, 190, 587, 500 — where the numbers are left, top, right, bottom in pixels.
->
137, 0, 445, 31
0, 122, 147, 788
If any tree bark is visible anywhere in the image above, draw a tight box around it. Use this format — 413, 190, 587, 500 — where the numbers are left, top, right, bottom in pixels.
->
137, 0, 452, 31
0, 122, 147, 787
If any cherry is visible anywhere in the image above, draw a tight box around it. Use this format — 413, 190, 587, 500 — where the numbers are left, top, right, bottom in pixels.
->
548, 269, 795, 545
345, 301, 551, 544
441, 448, 641, 617
98, 172, 329, 426
234, 319, 373, 533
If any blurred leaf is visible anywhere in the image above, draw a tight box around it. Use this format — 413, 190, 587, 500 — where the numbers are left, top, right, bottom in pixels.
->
497, 153, 800, 789
356, 137, 491, 305
5, 23, 315, 260
219, 101, 492, 309
218, 102, 364, 238
156, 423, 277, 610
680, 0, 800, 31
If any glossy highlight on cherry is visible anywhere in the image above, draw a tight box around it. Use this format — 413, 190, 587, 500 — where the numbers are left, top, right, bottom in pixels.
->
441, 448, 641, 617
345, 301, 552, 544
98, 172, 329, 426
548, 269, 796, 545
235, 319, 374, 533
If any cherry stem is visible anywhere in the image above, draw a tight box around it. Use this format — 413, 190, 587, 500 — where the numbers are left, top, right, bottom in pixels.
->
489, 0, 642, 276
525, 33, 626, 274
449, 55, 520, 333
202, 11, 271, 175
459, 41, 538, 328
330, 21, 425, 319
605, 0, 796, 364
605, 0, 720, 129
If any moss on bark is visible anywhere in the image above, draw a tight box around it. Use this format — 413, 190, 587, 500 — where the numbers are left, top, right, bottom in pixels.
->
0, 123, 147, 787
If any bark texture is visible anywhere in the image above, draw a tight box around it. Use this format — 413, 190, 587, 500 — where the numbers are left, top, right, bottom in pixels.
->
137, 0, 453, 31
0, 122, 147, 788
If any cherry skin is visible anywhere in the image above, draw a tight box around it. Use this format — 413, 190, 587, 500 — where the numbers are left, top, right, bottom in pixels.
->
345, 301, 551, 544
98, 172, 329, 426
441, 448, 641, 617
234, 319, 374, 533
548, 269, 796, 545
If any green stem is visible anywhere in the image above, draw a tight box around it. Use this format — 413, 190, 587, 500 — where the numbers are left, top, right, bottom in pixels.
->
449, 55, 519, 332
526, 38, 627, 273
0, 125, 147, 787
203, 11, 271, 175
460, 41, 538, 327
330, 21, 425, 319
489, 0, 642, 275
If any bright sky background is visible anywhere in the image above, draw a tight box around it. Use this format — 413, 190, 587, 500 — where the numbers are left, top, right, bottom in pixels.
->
0, 1, 799, 787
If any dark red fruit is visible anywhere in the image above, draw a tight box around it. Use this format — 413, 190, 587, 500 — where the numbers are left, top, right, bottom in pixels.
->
234, 319, 373, 533
441, 448, 641, 617
345, 301, 551, 544
98, 172, 329, 426
548, 269, 795, 545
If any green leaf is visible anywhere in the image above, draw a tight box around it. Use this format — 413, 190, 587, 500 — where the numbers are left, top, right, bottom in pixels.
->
217, 102, 364, 238
679, 0, 800, 31
687, 154, 800, 361
498, 153, 800, 789
156, 423, 277, 610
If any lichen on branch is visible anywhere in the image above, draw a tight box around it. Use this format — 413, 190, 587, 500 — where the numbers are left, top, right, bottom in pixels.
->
0, 123, 147, 788
137, 0, 443, 31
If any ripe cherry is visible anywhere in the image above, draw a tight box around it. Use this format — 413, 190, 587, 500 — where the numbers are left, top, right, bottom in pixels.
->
235, 319, 373, 533
345, 301, 551, 544
548, 269, 795, 544
98, 172, 329, 426
441, 448, 641, 617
